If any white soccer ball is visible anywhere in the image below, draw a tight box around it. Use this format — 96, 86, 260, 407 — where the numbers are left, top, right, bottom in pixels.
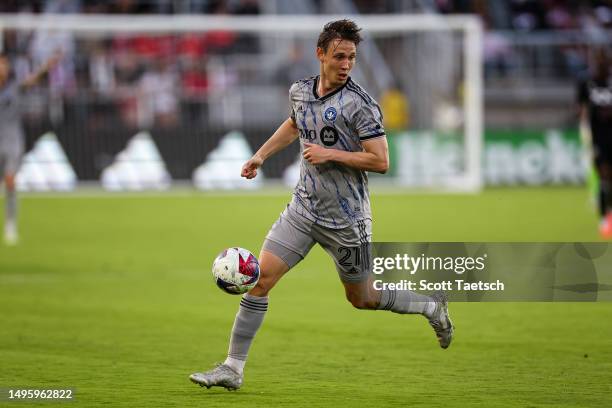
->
212, 247, 260, 295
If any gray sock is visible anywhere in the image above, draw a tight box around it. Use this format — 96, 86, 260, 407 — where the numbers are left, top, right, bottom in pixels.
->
5, 188, 17, 225
377, 289, 434, 317
227, 293, 268, 363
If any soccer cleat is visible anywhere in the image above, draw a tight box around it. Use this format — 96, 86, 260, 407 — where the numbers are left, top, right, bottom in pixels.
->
600, 215, 612, 240
189, 364, 243, 391
428, 291, 454, 349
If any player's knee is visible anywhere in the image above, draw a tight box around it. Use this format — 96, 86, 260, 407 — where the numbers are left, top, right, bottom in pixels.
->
4, 174, 15, 190
346, 292, 377, 310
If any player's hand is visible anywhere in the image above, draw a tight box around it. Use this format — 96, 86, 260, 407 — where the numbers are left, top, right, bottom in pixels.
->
303, 143, 333, 165
241, 154, 263, 179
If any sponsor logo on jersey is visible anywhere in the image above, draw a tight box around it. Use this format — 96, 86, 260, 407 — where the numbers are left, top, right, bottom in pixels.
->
299, 128, 317, 141
324, 107, 337, 123
320, 126, 339, 146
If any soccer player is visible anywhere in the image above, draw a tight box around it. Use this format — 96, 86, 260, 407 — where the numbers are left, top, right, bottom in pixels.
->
0, 52, 61, 245
190, 20, 453, 390
578, 48, 612, 238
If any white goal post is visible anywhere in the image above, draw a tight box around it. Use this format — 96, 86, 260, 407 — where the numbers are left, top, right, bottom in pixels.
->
0, 13, 483, 192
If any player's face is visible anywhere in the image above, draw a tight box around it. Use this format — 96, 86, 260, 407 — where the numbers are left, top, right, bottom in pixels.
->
318, 39, 356, 87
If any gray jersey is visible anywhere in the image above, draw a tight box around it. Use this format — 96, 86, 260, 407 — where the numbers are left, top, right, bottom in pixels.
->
0, 80, 25, 173
288, 76, 385, 229
0, 80, 22, 127
0, 80, 24, 140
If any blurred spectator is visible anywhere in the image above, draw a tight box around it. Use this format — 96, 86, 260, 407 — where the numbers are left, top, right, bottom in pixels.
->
232, 0, 260, 15
483, 29, 516, 78
113, 49, 143, 128
28, 0, 79, 95
108, 0, 155, 14
510, 0, 547, 31
89, 41, 115, 95
0, 0, 41, 13
353, 0, 392, 14
204, 0, 240, 55
380, 85, 410, 132
545, 1, 576, 30
181, 55, 209, 125
205, 31, 237, 55
131, 35, 175, 61
179, 34, 208, 59
232, 0, 262, 54
181, 57, 209, 97
593, 3, 612, 28
43, 0, 81, 14
206, 0, 230, 14
275, 44, 314, 86
138, 59, 179, 128
82, 0, 108, 13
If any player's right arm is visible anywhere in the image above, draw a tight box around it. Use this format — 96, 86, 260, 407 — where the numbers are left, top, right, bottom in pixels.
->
241, 117, 298, 179
19, 51, 62, 89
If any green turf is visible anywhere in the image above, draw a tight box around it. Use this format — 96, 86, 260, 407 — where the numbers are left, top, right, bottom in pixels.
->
1, 187, 611, 407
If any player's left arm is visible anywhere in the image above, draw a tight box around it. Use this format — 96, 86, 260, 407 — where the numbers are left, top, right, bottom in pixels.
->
19, 51, 62, 89
303, 98, 389, 173
303, 137, 389, 174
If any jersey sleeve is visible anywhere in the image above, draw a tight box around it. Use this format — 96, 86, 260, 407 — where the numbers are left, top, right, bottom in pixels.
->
289, 82, 298, 123
353, 101, 386, 141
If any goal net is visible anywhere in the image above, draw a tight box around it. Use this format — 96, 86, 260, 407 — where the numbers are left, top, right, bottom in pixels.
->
0, 13, 482, 192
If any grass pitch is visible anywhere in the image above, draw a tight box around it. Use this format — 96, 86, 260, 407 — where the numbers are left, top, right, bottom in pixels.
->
1, 187, 611, 407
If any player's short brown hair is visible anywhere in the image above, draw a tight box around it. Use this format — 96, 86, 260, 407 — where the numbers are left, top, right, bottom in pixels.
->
317, 19, 362, 52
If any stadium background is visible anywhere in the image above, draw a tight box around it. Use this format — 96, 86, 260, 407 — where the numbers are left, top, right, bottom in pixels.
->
1, 1, 611, 407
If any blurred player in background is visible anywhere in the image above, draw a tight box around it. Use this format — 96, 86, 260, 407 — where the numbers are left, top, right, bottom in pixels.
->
190, 19, 453, 391
0, 52, 61, 245
578, 48, 612, 239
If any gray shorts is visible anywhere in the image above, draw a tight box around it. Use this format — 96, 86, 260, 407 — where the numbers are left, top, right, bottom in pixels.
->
263, 205, 372, 283
0, 130, 25, 175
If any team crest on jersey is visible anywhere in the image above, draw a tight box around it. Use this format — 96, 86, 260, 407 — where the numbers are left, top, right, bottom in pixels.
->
320, 126, 339, 146
323, 107, 337, 123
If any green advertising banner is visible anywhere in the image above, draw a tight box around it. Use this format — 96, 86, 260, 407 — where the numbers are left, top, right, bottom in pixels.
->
389, 129, 587, 187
